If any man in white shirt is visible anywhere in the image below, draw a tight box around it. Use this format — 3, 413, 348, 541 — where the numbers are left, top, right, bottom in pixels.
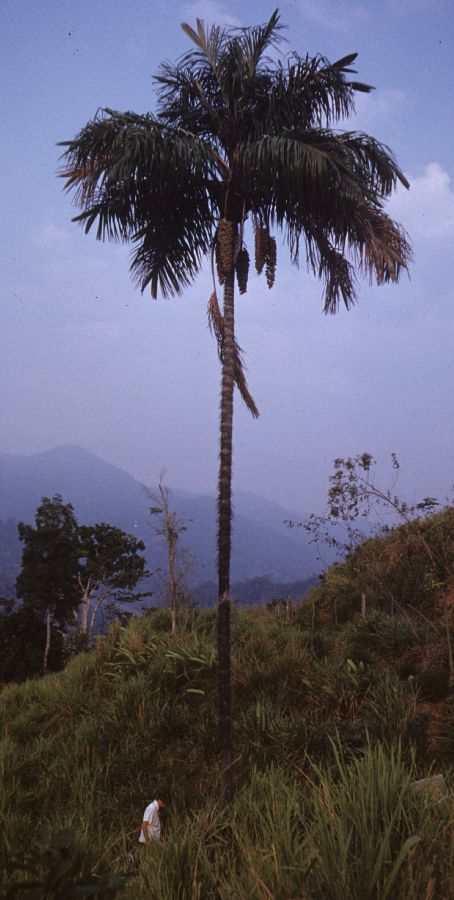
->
138, 796, 167, 843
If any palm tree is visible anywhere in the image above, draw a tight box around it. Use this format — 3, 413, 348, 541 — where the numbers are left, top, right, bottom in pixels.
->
59, 10, 411, 795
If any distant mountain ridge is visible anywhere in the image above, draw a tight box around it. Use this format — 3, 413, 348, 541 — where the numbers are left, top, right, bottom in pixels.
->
0, 445, 322, 598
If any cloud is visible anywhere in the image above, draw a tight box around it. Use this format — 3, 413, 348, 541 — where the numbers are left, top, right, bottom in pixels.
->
298, 0, 367, 32
353, 88, 407, 129
33, 223, 71, 246
390, 163, 454, 240
179, 0, 241, 27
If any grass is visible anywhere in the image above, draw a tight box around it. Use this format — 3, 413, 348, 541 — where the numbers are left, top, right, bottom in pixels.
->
1, 605, 453, 897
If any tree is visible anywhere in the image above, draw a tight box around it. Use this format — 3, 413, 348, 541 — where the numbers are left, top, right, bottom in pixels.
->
59, 11, 411, 792
77, 523, 150, 641
16, 497, 150, 670
16, 495, 80, 671
147, 479, 191, 636
0, 599, 65, 683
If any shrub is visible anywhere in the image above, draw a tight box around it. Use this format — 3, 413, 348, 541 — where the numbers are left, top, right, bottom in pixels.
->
363, 671, 417, 750
415, 669, 450, 702
347, 611, 423, 661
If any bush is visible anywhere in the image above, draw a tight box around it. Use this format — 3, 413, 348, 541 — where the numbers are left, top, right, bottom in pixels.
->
142, 608, 172, 633
415, 669, 450, 702
2, 827, 126, 898
347, 611, 423, 661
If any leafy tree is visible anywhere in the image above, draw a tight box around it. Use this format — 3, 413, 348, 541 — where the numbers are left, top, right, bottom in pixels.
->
0, 518, 21, 599
16, 495, 80, 671
16, 497, 150, 673
77, 523, 150, 641
59, 11, 411, 791
0, 601, 64, 683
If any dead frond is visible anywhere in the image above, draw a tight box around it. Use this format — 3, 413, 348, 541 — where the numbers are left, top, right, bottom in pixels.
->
207, 291, 259, 418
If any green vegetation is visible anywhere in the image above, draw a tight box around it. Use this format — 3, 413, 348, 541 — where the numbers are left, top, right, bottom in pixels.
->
2, 456, 452, 895
309, 506, 454, 627
2, 500, 454, 898
1, 495, 149, 681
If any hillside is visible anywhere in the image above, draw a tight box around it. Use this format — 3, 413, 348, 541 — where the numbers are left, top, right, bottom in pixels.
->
310, 506, 454, 624
0, 446, 322, 599
1, 506, 454, 896
1, 603, 454, 897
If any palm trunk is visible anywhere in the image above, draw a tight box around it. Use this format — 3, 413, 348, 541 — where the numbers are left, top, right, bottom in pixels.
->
43, 608, 51, 672
217, 251, 236, 801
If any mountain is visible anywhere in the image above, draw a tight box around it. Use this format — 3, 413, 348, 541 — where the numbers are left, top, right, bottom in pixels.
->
0, 445, 322, 600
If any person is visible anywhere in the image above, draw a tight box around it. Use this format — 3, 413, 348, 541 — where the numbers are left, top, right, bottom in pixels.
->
138, 795, 167, 844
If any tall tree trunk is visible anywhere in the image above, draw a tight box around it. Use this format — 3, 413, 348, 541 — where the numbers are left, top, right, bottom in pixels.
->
81, 587, 89, 635
217, 247, 236, 801
43, 608, 51, 672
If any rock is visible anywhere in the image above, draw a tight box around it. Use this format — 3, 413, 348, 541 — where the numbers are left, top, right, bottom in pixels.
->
412, 774, 445, 794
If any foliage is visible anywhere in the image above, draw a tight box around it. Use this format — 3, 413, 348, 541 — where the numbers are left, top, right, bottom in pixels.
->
1, 828, 126, 899
0, 605, 64, 683
302, 452, 452, 570
17, 496, 80, 627
0, 519, 21, 599
9, 496, 149, 679
59, 14, 410, 312
307, 506, 454, 624
77, 522, 149, 640
297, 454, 453, 624
347, 610, 424, 660
1, 595, 454, 896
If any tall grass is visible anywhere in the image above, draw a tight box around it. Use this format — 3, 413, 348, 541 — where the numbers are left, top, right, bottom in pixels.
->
1, 607, 453, 896
124, 749, 454, 899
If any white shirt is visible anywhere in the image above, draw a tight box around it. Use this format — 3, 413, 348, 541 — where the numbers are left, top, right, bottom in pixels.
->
139, 800, 161, 842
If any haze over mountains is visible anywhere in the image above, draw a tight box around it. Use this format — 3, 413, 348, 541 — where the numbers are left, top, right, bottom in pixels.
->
0, 445, 323, 602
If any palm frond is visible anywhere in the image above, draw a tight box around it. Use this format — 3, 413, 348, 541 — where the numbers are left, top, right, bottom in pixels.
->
129, 192, 213, 298
59, 109, 220, 296
240, 132, 366, 234
239, 129, 411, 309
351, 207, 412, 286
180, 17, 227, 80
308, 231, 358, 313
234, 9, 284, 77
337, 132, 410, 192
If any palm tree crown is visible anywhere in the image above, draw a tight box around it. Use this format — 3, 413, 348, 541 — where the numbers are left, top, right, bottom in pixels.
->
60, 10, 410, 313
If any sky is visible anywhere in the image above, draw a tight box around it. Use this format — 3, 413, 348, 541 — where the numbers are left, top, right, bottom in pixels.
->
1, 0, 453, 516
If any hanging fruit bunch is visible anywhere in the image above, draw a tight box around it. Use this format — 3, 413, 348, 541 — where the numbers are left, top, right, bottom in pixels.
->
214, 217, 276, 293
215, 219, 235, 284
235, 247, 250, 294
265, 235, 277, 289
254, 220, 277, 288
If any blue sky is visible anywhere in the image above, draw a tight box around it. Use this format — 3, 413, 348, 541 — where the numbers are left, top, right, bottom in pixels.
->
1, 0, 453, 514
